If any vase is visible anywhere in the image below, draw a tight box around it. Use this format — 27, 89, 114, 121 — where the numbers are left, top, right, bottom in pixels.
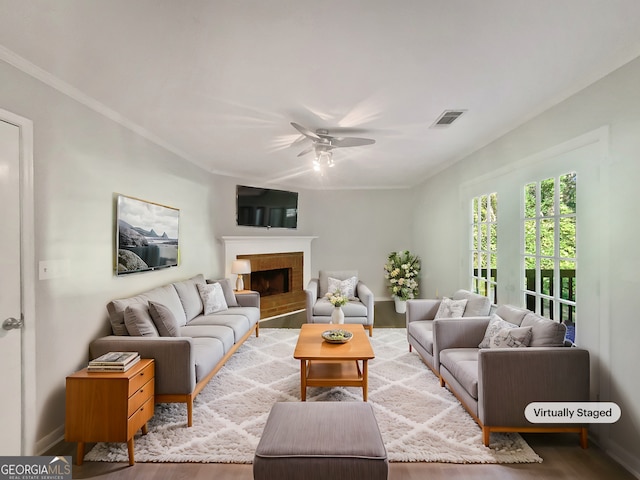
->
331, 306, 345, 324
394, 298, 407, 314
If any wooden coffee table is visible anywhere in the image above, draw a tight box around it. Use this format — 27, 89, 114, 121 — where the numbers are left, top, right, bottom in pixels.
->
293, 324, 375, 401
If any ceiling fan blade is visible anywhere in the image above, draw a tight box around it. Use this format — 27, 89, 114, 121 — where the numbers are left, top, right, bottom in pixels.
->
331, 137, 376, 148
297, 145, 315, 157
291, 122, 321, 140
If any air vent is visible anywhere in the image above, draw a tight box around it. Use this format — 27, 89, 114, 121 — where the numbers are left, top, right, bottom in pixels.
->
431, 110, 467, 128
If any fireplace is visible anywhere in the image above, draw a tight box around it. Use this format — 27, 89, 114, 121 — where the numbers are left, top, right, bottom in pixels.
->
251, 268, 290, 297
222, 236, 317, 319
237, 251, 306, 318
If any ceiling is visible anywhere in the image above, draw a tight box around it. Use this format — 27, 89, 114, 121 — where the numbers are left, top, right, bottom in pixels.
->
1, 0, 640, 190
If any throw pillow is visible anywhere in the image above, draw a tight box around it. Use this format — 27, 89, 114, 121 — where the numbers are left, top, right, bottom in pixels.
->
124, 303, 159, 337
327, 276, 358, 300
478, 314, 518, 348
197, 282, 228, 315
489, 326, 533, 348
434, 297, 468, 319
207, 278, 239, 307
148, 301, 180, 337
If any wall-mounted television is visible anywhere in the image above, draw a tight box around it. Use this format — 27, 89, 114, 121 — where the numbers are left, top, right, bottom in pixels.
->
116, 194, 180, 275
236, 185, 298, 229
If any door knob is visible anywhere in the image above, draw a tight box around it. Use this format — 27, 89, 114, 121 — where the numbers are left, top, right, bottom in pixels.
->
2, 317, 23, 331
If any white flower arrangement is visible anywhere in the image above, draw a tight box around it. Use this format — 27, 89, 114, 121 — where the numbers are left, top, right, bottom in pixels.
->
383, 250, 421, 301
325, 289, 349, 307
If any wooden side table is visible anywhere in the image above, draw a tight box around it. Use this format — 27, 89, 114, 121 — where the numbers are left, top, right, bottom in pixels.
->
65, 358, 155, 466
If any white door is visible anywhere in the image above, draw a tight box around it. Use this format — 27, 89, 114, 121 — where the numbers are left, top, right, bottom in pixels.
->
0, 119, 23, 455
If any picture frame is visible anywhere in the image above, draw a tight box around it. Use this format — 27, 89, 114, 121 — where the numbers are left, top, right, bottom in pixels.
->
115, 194, 180, 275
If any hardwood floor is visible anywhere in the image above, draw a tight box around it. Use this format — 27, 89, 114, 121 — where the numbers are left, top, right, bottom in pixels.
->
50, 303, 635, 479
49, 433, 635, 480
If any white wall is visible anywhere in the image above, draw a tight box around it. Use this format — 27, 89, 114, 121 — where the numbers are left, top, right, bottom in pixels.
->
0, 61, 222, 451
211, 176, 414, 298
411, 56, 640, 476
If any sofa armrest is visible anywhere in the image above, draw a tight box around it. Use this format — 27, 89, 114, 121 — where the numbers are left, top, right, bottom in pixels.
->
356, 281, 374, 326
406, 299, 441, 324
305, 278, 319, 322
236, 291, 260, 308
477, 347, 590, 426
89, 336, 197, 395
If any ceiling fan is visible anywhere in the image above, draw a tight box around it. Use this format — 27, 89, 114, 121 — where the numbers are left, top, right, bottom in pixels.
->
290, 122, 375, 168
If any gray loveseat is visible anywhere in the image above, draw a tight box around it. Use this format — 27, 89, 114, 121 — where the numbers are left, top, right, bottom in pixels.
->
406, 289, 493, 374
411, 299, 590, 447
90, 274, 259, 427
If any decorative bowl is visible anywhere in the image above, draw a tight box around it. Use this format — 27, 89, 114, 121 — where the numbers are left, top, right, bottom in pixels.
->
322, 329, 353, 344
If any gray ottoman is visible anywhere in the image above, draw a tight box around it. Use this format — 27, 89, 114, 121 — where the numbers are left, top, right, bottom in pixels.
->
254, 402, 388, 480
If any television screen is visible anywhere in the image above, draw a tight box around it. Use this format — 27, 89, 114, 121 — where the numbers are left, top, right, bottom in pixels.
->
236, 185, 298, 229
116, 195, 180, 275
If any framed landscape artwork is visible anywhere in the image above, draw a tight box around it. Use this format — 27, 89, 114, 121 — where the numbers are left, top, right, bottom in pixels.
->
115, 194, 180, 275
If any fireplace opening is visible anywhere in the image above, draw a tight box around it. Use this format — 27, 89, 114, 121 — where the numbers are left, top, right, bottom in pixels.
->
251, 268, 290, 297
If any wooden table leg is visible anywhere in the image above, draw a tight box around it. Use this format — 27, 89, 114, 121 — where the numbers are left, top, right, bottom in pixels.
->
142, 423, 148, 435
127, 438, 135, 466
76, 441, 85, 466
300, 359, 307, 401
362, 360, 368, 402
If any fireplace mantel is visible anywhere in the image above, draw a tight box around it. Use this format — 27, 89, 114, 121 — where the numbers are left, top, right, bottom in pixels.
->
221, 236, 317, 287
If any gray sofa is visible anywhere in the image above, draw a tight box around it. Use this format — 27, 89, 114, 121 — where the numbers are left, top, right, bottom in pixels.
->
305, 270, 375, 336
410, 297, 590, 447
406, 290, 493, 374
90, 274, 259, 427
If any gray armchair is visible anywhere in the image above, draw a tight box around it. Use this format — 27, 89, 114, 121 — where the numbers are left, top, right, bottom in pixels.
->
305, 270, 375, 336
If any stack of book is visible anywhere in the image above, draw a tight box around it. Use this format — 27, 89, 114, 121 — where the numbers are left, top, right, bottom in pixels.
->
87, 351, 140, 372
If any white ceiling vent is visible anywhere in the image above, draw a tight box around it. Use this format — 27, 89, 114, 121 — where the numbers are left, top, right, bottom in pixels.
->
431, 110, 467, 128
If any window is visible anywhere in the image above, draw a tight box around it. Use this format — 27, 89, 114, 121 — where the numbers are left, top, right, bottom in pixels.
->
471, 193, 498, 303
523, 172, 576, 340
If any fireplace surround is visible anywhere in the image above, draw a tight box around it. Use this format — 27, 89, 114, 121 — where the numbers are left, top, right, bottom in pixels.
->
221, 236, 317, 318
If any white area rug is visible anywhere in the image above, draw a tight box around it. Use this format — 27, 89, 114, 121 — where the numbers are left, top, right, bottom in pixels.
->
85, 328, 542, 464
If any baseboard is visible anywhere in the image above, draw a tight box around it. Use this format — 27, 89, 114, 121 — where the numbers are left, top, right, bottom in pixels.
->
602, 438, 640, 479
36, 423, 65, 455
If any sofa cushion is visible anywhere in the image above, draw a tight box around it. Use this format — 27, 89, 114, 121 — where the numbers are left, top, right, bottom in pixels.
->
107, 283, 187, 335
191, 337, 226, 383
327, 276, 358, 300
227, 306, 260, 326
407, 321, 434, 355
494, 304, 529, 326
478, 314, 518, 348
173, 274, 205, 322
208, 278, 239, 307
489, 326, 532, 348
452, 290, 492, 317
440, 349, 479, 399
180, 324, 236, 353
435, 297, 468, 319
319, 270, 359, 298
197, 282, 228, 314
124, 304, 159, 337
188, 313, 250, 342
149, 301, 181, 337
312, 298, 368, 317
521, 312, 567, 346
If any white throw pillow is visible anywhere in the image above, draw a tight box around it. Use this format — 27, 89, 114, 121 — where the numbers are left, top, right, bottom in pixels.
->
479, 314, 518, 348
489, 326, 533, 348
434, 297, 468, 319
197, 282, 228, 315
327, 276, 358, 300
